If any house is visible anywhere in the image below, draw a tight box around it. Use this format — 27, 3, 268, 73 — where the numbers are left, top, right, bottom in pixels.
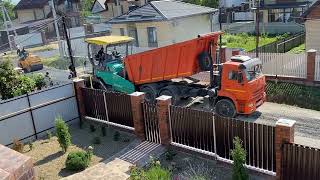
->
14, 0, 81, 27
91, 0, 146, 22
302, 0, 320, 53
254, 0, 311, 23
109, 0, 218, 48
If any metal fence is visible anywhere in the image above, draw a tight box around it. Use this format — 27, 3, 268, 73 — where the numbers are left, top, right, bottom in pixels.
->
315, 55, 320, 81
142, 102, 160, 143
215, 116, 276, 172
82, 88, 134, 130
282, 143, 320, 180
242, 52, 307, 78
168, 105, 276, 173
170, 106, 215, 154
249, 33, 305, 53
0, 83, 79, 146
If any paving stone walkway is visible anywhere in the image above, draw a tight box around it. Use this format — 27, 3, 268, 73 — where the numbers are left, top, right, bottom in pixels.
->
62, 140, 165, 180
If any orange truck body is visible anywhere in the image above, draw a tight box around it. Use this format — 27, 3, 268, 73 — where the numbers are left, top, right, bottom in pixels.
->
124, 32, 221, 85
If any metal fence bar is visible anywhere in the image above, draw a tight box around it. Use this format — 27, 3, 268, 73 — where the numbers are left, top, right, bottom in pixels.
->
315, 55, 320, 81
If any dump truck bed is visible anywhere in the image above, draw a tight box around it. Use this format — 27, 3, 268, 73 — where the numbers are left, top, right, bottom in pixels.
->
124, 32, 222, 85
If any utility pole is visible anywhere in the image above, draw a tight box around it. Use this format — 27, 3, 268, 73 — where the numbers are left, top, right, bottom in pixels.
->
49, 0, 64, 58
0, 0, 14, 51
62, 16, 77, 77
254, 0, 260, 58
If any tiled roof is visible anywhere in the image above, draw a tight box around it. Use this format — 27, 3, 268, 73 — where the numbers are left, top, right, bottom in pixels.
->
109, 0, 217, 24
14, 0, 48, 10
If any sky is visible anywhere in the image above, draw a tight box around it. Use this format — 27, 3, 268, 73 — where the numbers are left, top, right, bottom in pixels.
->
12, 0, 19, 5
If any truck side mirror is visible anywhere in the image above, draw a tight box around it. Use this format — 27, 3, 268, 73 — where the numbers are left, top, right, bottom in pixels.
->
238, 72, 243, 84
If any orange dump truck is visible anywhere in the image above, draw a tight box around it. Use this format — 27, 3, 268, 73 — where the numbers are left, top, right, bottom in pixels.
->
86, 32, 266, 117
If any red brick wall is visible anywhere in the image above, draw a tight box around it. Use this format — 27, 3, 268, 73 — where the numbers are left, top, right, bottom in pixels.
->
307, 5, 320, 19
0, 144, 35, 180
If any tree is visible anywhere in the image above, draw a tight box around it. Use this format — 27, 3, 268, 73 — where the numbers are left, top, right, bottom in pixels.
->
0, 0, 16, 26
55, 116, 71, 153
231, 137, 249, 180
184, 0, 219, 8
80, 0, 95, 18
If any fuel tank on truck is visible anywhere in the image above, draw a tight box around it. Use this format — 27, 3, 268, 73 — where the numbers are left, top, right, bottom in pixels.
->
124, 32, 222, 85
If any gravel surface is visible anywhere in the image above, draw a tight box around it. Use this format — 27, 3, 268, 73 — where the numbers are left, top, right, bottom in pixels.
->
23, 122, 135, 180
159, 149, 274, 180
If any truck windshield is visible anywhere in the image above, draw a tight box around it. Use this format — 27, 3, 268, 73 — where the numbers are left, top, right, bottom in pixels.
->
244, 64, 262, 81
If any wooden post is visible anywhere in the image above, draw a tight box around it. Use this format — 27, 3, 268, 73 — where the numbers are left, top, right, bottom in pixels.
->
275, 118, 295, 180
156, 95, 172, 145
130, 92, 146, 140
306, 49, 317, 82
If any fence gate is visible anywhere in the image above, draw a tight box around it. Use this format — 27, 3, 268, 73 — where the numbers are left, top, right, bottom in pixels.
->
142, 102, 161, 143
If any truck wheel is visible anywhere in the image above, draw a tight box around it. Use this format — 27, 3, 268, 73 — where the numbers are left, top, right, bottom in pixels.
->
159, 86, 180, 105
24, 66, 31, 73
198, 52, 212, 71
140, 86, 157, 103
215, 99, 236, 118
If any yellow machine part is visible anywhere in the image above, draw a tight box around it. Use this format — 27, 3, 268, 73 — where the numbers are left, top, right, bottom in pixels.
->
18, 54, 43, 73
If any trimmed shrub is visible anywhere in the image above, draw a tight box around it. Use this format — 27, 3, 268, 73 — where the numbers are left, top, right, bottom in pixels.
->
89, 124, 96, 132
65, 150, 91, 171
231, 137, 248, 180
55, 116, 71, 153
46, 130, 52, 140
101, 126, 106, 136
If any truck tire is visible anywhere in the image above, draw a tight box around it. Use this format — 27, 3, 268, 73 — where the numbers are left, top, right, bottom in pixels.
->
140, 86, 157, 103
159, 86, 180, 105
215, 99, 236, 118
198, 52, 212, 71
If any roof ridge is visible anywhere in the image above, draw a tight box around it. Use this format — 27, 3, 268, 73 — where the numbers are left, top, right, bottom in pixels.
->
150, 1, 169, 20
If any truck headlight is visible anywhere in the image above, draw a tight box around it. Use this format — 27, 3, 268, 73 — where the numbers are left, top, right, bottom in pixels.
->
248, 103, 254, 108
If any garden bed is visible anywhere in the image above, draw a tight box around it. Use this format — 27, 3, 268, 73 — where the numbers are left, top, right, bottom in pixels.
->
157, 148, 274, 180
23, 122, 135, 180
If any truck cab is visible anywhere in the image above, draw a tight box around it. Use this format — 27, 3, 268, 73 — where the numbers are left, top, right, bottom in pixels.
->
215, 55, 266, 117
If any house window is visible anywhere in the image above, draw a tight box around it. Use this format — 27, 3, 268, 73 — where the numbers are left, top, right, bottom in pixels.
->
120, 28, 125, 36
147, 27, 158, 47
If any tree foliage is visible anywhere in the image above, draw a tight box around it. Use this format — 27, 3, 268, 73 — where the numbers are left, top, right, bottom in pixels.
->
0, 0, 16, 26
231, 137, 249, 180
0, 60, 36, 100
184, 0, 219, 8
55, 116, 72, 153
80, 0, 95, 17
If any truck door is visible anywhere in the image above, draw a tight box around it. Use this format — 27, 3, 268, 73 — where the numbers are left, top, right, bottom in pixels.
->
221, 67, 246, 102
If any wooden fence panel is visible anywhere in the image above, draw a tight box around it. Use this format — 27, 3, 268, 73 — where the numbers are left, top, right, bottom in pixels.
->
170, 106, 215, 153
282, 143, 320, 180
215, 115, 276, 172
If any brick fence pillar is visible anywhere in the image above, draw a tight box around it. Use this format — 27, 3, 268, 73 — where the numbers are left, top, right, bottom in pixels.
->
219, 46, 226, 63
275, 119, 296, 180
156, 95, 172, 145
73, 78, 86, 128
130, 92, 146, 140
232, 49, 240, 56
306, 49, 317, 81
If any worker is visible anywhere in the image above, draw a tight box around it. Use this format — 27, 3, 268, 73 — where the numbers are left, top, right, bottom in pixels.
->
97, 47, 105, 66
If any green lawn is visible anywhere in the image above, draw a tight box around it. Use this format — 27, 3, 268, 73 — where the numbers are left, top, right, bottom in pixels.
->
42, 56, 86, 70
287, 43, 305, 54
266, 81, 320, 111
222, 33, 278, 52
